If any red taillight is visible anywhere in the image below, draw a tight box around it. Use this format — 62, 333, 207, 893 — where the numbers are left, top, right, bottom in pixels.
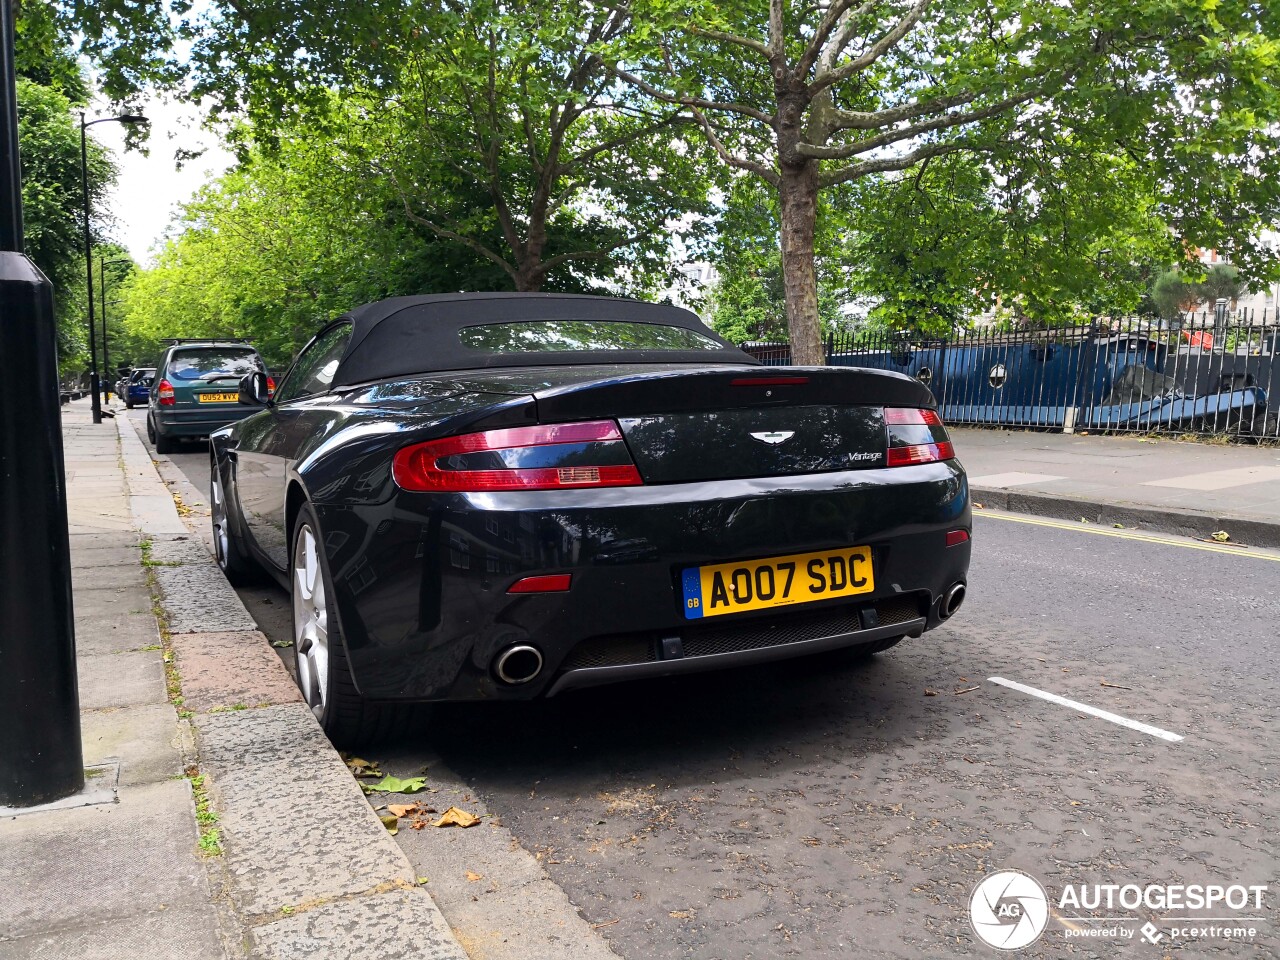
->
884, 407, 953, 466
507, 574, 572, 594
884, 407, 943, 426
392, 420, 644, 492
886, 441, 955, 466
267, 376, 276, 397
157, 379, 175, 406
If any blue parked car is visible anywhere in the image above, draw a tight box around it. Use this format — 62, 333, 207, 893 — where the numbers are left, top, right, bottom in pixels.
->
123, 368, 155, 409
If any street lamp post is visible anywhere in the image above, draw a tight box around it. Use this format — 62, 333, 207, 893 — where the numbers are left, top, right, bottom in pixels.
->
99, 257, 131, 403
1, 0, 84, 806
80, 112, 146, 424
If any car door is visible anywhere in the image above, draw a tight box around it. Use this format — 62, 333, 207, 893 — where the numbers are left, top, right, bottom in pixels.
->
235, 322, 354, 572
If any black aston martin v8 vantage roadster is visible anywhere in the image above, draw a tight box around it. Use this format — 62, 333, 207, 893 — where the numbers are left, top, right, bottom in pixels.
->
210, 294, 971, 745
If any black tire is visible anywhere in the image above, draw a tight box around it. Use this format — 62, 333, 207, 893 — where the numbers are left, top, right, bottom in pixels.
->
153, 421, 178, 454
291, 502, 410, 747
125, 400, 135, 409
209, 454, 264, 586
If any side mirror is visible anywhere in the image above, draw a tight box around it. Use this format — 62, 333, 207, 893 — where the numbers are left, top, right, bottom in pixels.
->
239, 371, 271, 406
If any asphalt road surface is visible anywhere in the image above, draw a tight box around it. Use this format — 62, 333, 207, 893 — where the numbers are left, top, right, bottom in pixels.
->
134, 408, 1279, 958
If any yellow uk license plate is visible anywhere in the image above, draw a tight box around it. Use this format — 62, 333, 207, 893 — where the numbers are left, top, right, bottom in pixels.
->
680, 546, 874, 619
198, 392, 239, 403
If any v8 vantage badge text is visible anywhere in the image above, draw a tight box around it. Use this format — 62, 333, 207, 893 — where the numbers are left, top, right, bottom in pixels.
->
970, 871, 1270, 950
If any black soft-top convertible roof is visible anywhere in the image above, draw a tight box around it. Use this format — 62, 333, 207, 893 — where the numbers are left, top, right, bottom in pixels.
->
332, 293, 757, 387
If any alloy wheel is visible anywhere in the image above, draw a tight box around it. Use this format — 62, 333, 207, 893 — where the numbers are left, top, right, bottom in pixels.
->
209, 467, 230, 568
292, 524, 329, 719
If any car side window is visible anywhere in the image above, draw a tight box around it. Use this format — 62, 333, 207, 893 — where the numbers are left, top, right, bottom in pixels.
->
275, 323, 353, 403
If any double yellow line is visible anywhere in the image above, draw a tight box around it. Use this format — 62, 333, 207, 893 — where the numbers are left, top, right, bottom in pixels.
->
975, 511, 1280, 562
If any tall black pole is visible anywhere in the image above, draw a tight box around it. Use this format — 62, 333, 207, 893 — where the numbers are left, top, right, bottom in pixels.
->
0, 0, 86, 807
0, 2, 19, 249
99, 257, 110, 401
80, 113, 102, 424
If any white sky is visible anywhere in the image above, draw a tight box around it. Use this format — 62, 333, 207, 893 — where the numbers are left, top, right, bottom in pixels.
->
89, 91, 235, 265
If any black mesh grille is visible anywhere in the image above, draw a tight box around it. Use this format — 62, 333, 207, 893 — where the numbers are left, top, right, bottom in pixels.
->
683, 609, 860, 658
875, 595, 923, 626
560, 634, 657, 670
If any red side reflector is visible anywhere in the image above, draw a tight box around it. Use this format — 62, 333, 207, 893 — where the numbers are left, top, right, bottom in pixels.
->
507, 574, 572, 594
885, 441, 955, 466
730, 377, 810, 386
885, 407, 942, 425
946, 529, 970, 547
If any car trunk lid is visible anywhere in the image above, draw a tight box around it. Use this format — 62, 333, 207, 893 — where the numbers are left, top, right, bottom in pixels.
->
527, 366, 938, 483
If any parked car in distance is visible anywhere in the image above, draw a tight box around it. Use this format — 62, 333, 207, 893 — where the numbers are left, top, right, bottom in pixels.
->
210, 294, 972, 747
122, 367, 155, 409
147, 341, 271, 453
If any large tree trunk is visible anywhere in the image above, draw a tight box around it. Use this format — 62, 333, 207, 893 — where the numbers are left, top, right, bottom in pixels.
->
514, 265, 545, 292
778, 160, 825, 365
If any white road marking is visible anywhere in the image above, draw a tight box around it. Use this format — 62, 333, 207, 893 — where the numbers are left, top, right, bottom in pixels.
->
987, 676, 1184, 743
967, 471, 1067, 487
1142, 465, 1280, 491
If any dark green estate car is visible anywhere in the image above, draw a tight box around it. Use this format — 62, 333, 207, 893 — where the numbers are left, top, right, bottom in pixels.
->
146, 340, 272, 453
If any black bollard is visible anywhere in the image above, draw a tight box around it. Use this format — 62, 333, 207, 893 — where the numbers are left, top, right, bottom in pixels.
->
0, 0, 84, 806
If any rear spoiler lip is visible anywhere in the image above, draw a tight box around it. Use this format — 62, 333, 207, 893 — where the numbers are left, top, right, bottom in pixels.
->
528, 364, 938, 422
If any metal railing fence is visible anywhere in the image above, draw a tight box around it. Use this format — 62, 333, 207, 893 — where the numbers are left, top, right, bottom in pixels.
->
740, 311, 1280, 441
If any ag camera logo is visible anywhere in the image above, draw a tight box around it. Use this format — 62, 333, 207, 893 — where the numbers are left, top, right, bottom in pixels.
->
970, 870, 1049, 950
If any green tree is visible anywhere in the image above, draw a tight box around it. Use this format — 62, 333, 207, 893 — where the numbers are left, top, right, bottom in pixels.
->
1151, 269, 1199, 320
177, 0, 718, 293
121, 132, 518, 367
709, 178, 851, 342
618, 0, 1280, 362
16, 78, 117, 376
1196, 264, 1248, 309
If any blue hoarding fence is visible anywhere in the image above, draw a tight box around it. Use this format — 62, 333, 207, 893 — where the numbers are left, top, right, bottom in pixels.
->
741, 311, 1280, 441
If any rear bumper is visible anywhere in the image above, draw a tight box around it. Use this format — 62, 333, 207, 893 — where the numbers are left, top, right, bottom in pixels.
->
313, 460, 971, 702
155, 406, 256, 437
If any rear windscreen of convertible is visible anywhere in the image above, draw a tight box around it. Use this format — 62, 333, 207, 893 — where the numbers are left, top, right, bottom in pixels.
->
458, 320, 724, 353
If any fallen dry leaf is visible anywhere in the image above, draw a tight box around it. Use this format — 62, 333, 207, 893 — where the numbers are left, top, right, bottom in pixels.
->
465, 870, 483, 882
1210, 530, 1230, 542
434, 806, 481, 828
800, 836, 821, 847
388, 803, 420, 818
923, 688, 939, 697
669, 910, 693, 919
379, 814, 398, 835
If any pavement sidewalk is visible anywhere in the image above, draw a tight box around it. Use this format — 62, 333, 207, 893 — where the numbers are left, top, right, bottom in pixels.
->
953, 427, 1280, 547
1, 399, 467, 960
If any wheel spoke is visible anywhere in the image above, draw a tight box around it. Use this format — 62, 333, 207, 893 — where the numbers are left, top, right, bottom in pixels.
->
292, 522, 330, 718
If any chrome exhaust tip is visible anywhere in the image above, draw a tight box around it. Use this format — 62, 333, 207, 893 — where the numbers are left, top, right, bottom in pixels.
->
941, 583, 966, 619
494, 645, 544, 685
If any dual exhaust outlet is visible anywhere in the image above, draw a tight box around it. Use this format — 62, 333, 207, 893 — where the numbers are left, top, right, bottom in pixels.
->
940, 582, 966, 619
493, 644, 544, 685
